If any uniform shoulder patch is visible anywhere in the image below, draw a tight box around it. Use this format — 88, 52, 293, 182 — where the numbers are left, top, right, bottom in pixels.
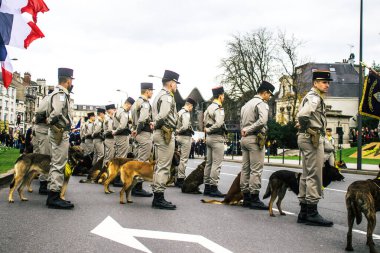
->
59, 95, 65, 102
143, 103, 149, 109
311, 96, 319, 104
167, 95, 172, 103
220, 109, 225, 116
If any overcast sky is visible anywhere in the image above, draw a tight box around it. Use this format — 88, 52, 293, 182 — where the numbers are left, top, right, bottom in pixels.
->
7, 0, 380, 106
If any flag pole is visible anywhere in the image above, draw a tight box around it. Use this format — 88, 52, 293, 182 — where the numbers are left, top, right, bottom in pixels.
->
357, 0, 363, 170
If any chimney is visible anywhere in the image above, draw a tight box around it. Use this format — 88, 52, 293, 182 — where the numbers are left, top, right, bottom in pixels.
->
23, 72, 31, 85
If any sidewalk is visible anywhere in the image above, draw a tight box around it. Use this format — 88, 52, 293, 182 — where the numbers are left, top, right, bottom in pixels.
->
220, 155, 379, 175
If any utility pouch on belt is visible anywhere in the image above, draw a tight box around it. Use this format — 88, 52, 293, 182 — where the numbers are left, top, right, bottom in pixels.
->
306, 128, 320, 149
257, 133, 266, 150
51, 125, 64, 145
161, 125, 173, 145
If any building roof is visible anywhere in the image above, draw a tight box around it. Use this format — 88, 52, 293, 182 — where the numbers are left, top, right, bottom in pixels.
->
297, 62, 359, 98
174, 88, 207, 111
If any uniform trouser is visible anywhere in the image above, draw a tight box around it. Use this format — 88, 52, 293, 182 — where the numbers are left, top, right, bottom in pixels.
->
240, 135, 265, 194
103, 138, 115, 167
298, 134, 324, 205
204, 134, 224, 186
136, 131, 152, 162
85, 139, 94, 156
93, 138, 105, 165
48, 129, 69, 192
152, 129, 174, 193
114, 135, 129, 158
35, 131, 51, 182
176, 135, 191, 179
324, 152, 335, 167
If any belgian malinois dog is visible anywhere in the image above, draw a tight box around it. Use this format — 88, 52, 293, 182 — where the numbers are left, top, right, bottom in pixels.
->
103, 157, 135, 194
8, 146, 83, 203
345, 165, 380, 253
119, 160, 155, 204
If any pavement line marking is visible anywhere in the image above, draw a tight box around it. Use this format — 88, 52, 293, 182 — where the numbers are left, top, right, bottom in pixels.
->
192, 166, 377, 241
324, 188, 347, 193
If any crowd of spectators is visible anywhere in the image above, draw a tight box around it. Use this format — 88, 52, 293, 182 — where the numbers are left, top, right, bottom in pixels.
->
349, 126, 380, 145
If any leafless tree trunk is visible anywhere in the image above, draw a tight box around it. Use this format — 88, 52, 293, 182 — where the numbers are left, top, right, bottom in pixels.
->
276, 31, 308, 122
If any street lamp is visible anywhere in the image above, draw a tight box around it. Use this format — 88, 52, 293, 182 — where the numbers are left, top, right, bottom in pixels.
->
148, 74, 162, 79
115, 90, 128, 107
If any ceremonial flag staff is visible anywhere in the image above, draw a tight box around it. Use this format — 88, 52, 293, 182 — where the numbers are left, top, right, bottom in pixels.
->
357, 0, 364, 170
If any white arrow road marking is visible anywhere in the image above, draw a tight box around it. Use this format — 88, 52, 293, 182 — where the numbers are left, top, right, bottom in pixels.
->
91, 216, 233, 253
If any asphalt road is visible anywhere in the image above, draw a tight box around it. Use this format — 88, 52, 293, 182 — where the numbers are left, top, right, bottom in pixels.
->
0, 158, 379, 253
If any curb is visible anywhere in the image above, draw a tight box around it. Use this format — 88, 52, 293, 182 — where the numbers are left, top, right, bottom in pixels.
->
223, 159, 378, 176
0, 169, 14, 187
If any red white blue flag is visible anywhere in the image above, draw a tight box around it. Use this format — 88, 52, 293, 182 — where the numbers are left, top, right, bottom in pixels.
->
0, 0, 48, 88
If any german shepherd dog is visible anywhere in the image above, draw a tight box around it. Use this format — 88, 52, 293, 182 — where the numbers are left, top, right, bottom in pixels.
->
264, 161, 344, 217
119, 160, 155, 204
78, 157, 104, 184
181, 161, 206, 194
345, 165, 380, 253
202, 161, 345, 207
8, 146, 83, 203
166, 150, 181, 186
263, 170, 301, 217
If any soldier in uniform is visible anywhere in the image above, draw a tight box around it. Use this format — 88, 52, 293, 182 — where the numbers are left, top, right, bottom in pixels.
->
175, 97, 196, 188
151, 70, 179, 210
240, 81, 275, 210
84, 112, 95, 159
45, 68, 75, 209
92, 108, 106, 165
131, 83, 155, 197
79, 116, 89, 155
203, 86, 226, 198
296, 70, 333, 227
324, 128, 336, 167
103, 104, 116, 171
114, 97, 135, 158
34, 89, 53, 195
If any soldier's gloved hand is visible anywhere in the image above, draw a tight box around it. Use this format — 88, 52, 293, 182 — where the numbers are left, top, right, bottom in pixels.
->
150, 122, 154, 130
112, 130, 116, 136
241, 129, 247, 137
132, 130, 137, 137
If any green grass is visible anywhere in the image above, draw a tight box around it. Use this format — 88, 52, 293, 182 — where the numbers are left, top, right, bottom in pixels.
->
267, 147, 380, 165
0, 147, 21, 174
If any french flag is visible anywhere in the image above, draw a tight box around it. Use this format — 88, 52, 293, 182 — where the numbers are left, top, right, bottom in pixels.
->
0, 0, 48, 88
0, 42, 13, 89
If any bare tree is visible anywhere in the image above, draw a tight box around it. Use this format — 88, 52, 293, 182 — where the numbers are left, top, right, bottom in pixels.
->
276, 31, 308, 122
220, 28, 276, 103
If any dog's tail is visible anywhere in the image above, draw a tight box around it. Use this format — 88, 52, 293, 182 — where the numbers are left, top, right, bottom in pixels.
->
263, 183, 271, 199
9, 177, 15, 189
200, 199, 223, 205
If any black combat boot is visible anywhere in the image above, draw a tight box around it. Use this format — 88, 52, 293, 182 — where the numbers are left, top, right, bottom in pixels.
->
305, 204, 333, 227
297, 202, 307, 223
242, 192, 252, 207
112, 175, 124, 187
46, 191, 74, 210
132, 182, 153, 197
39, 181, 48, 195
152, 192, 176, 210
175, 178, 185, 188
203, 184, 211, 196
249, 193, 268, 210
209, 185, 226, 198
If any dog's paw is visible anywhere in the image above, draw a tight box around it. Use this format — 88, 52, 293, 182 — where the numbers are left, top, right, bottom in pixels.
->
21, 198, 28, 201
127, 200, 133, 204
8, 199, 14, 203
270, 213, 276, 217
120, 201, 126, 204
280, 212, 286, 216
27, 189, 33, 193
